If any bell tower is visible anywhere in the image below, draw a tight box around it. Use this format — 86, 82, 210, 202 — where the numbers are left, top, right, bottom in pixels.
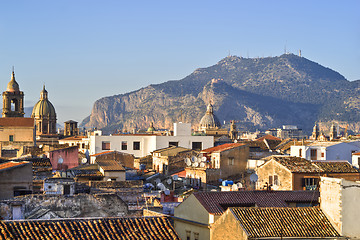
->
2, 69, 24, 118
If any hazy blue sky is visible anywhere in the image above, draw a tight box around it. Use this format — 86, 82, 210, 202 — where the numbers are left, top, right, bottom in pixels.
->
0, 1, 359, 125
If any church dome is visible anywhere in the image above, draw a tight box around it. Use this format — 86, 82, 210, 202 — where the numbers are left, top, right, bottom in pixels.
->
31, 86, 56, 118
199, 103, 221, 130
147, 122, 156, 132
6, 71, 20, 92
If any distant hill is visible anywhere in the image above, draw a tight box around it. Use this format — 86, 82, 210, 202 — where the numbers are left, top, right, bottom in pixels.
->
82, 54, 360, 134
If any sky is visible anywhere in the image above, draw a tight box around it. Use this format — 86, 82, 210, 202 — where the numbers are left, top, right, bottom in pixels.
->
0, 1, 359, 125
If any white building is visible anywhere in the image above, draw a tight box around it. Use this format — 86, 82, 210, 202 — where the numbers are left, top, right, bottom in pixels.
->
351, 152, 360, 169
320, 177, 360, 238
89, 123, 214, 161
290, 141, 360, 164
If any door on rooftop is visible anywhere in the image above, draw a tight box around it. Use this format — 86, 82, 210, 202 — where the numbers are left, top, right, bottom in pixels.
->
63, 185, 71, 195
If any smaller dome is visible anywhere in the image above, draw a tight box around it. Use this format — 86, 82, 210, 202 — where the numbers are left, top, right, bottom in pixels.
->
199, 102, 221, 130
31, 86, 56, 118
6, 71, 20, 92
147, 122, 156, 132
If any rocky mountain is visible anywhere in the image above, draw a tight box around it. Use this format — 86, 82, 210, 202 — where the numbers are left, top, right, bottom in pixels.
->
82, 54, 360, 134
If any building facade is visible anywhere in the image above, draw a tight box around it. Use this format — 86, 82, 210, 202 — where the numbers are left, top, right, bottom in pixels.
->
89, 123, 214, 158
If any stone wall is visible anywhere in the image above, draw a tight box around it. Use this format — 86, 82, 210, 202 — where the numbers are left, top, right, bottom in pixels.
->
13, 193, 128, 219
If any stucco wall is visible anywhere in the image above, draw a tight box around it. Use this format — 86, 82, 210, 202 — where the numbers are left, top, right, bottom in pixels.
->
256, 160, 293, 190
90, 135, 213, 158
174, 194, 211, 240
320, 177, 360, 238
211, 209, 247, 240
218, 145, 249, 178
0, 163, 33, 200
48, 146, 79, 170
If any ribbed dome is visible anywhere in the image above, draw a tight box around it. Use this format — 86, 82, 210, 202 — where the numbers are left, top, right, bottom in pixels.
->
31, 86, 56, 118
6, 71, 20, 92
199, 103, 221, 129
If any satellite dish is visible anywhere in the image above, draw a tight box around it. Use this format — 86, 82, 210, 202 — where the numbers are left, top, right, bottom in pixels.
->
200, 162, 205, 168
58, 157, 64, 164
81, 158, 87, 164
232, 184, 238, 191
191, 156, 197, 162
172, 175, 178, 181
39, 145, 43, 148
250, 173, 258, 182
167, 178, 172, 184
237, 182, 243, 188
164, 190, 170, 195
155, 178, 161, 184
186, 159, 192, 166
202, 157, 207, 162
192, 162, 199, 167
157, 183, 166, 191
184, 158, 190, 163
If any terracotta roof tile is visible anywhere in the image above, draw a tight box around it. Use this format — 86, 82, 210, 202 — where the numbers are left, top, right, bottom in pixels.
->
61, 136, 87, 141
0, 217, 180, 240
201, 143, 245, 154
229, 207, 339, 238
255, 134, 281, 141
0, 161, 29, 171
269, 156, 322, 173
313, 161, 359, 173
96, 159, 125, 171
0, 117, 34, 127
194, 191, 319, 215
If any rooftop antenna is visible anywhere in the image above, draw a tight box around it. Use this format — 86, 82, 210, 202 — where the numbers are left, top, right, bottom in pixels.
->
228, 50, 231, 57
299, 49, 302, 57
12, 66, 14, 72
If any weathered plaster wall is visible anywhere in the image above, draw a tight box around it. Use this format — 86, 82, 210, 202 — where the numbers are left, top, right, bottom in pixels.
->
15, 193, 128, 219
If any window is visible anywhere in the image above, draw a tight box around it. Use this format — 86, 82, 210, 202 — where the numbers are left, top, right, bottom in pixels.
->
194, 232, 199, 240
299, 149, 302, 157
82, 143, 85, 149
273, 175, 278, 185
302, 177, 319, 190
9, 135, 14, 142
321, 152, 324, 158
121, 141, 128, 150
310, 149, 317, 160
133, 141, 140, 150
228, 157, 234, 165
186, 231, 191, 240
192, 142, 202, 151
102, 141, 110, 150
269, 175, 273, 185
169, 142, 178, 147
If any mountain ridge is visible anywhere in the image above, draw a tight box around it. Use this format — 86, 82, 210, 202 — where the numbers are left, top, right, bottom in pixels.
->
82, 53, 360, 134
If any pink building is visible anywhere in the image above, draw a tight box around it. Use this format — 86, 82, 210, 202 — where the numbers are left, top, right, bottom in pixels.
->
48, 146, 79, 170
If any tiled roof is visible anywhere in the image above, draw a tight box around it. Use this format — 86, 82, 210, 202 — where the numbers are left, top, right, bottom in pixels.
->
61, 136, 86, 141
229, 207, 339, 238
0, 161, 29, 171
96, 159, 125, 171
29, 158, 52, 167
313, 161, 359, 173
152, 146, 191, 156
201, 143, 245, 153
69, 164, 103, 177
194, 191, 319, 215
0, 117, 34, 127
267, 156, 359, 173
269, 156, 321, 173
0, 217, 180, 240
307, 141, 341, 147
255, 134, 281, 141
